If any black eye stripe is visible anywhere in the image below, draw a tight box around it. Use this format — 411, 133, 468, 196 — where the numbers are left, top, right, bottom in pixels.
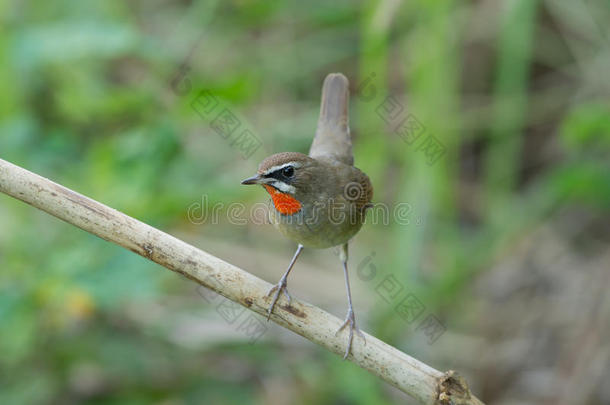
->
266, 166, 295, 180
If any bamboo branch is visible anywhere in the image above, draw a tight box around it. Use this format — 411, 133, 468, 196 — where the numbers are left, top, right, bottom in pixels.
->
0, 158, 484, 405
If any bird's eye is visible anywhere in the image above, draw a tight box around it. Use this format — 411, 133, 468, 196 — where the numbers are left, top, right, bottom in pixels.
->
282, 166, 294, 178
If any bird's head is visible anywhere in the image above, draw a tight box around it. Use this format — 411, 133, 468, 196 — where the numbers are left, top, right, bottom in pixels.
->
241, 152, 316, 215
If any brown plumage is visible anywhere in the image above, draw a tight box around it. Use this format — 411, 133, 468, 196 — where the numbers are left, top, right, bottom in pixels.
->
241, 73, 372, 359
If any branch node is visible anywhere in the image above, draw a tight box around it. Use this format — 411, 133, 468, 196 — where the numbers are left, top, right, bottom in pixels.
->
437, 370, 474, 405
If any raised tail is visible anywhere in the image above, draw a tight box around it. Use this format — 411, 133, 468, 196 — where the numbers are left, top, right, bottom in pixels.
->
308, 73, 354, 166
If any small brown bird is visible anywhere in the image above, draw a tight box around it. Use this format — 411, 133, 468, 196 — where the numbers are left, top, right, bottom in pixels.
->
241, 73, 373, 359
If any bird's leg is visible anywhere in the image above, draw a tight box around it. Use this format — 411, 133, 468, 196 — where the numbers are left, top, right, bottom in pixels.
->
266, 244, 304, 320
335, 243, 366, 359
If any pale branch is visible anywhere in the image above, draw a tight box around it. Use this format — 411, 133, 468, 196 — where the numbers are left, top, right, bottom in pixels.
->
0, 158, 484, 405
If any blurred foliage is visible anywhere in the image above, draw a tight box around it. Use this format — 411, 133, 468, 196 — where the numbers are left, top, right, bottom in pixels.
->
1, 0, 609, 404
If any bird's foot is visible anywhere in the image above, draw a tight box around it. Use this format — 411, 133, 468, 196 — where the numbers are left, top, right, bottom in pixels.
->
265, 276, 291, 320
335, 309, 366, 360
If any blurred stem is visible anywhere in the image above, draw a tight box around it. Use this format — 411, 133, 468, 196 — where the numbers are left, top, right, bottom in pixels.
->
398, 0, 461, 276
484, 0, 539, 221
355, 0, 391, 191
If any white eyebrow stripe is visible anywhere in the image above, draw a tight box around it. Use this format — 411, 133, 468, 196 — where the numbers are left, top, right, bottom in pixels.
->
262, 162, 302, 175
269, 180, 296, 194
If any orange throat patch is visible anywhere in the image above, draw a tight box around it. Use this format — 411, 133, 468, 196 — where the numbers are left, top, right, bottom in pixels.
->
263, 185, 302, 215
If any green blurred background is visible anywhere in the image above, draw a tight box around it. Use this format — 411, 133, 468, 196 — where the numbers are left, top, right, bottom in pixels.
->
1, 1, 609, 404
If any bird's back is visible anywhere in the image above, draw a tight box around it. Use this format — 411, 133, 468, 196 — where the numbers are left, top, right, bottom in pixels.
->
309, 73, 372, 213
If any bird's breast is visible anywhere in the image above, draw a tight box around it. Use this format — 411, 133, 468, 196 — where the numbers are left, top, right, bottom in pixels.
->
263, 185, 302, 215
267, 195, 365, 249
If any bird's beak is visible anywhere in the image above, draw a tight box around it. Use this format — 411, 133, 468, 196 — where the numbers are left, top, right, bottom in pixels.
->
241, 174, 263, 185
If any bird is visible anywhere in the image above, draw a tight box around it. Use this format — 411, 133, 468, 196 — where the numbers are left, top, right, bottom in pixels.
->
241, 73, 373, 359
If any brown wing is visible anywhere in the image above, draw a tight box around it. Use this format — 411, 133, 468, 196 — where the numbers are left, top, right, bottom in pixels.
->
308, 73, 354, 166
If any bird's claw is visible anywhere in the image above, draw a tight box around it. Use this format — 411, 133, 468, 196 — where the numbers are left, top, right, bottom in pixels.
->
265, 277, 291, 320
335, 309, 366, 360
